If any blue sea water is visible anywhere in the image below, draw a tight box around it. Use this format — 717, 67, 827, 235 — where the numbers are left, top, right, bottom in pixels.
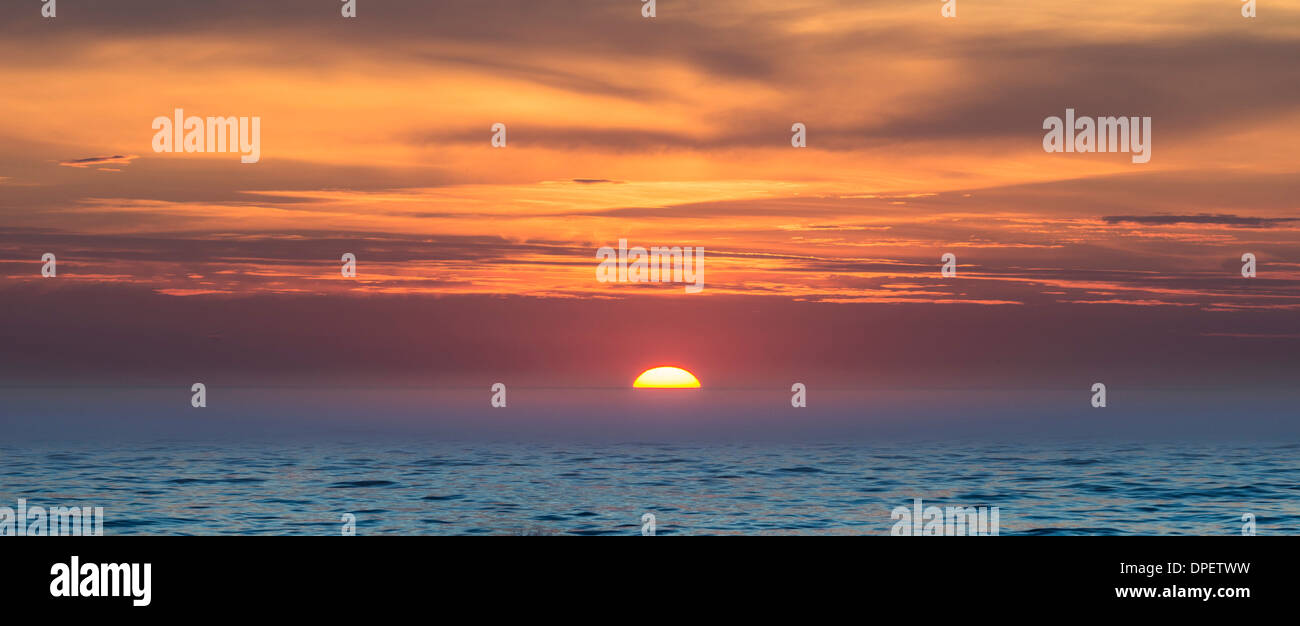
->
1, 440, 1296, 535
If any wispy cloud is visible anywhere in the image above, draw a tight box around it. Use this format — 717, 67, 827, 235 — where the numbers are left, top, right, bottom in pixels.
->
1103, 214, 1300, 228
57, 154, 139, 171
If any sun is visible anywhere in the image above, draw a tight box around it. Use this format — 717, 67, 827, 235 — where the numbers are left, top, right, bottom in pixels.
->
633, 366, 701, 389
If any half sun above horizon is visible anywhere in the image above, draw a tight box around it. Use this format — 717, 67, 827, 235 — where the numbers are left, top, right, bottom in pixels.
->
633, 366, 701, 389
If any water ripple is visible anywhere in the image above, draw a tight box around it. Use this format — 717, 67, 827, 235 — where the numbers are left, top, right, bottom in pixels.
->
1, 440, 1296, 535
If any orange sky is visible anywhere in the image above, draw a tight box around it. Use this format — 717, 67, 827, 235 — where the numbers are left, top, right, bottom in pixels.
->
0, 0, 1297, 309
0, 0, 1298, 439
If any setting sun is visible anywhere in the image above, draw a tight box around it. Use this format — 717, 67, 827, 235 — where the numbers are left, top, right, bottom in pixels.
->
633, 367, 701, 389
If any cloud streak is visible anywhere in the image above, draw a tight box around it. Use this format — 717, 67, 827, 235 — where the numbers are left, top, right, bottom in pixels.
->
57, 154, 138, 170
1102, 214, 1300, 228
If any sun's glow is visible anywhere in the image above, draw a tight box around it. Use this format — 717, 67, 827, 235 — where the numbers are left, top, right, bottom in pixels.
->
633, 366, 701, 389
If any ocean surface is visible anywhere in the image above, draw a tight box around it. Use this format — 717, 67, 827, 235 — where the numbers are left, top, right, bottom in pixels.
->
1, 440, 1297, 535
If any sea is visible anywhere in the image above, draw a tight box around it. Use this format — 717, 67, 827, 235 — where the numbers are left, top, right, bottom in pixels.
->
1, 439, 1296, 535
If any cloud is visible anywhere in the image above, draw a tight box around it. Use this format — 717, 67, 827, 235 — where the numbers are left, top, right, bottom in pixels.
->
10, 2, 1298, 150
1102, 214, 1300, 228
57, 154, 138, 170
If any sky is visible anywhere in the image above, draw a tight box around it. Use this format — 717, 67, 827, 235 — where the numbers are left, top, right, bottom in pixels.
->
1, 1, 1297, 439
